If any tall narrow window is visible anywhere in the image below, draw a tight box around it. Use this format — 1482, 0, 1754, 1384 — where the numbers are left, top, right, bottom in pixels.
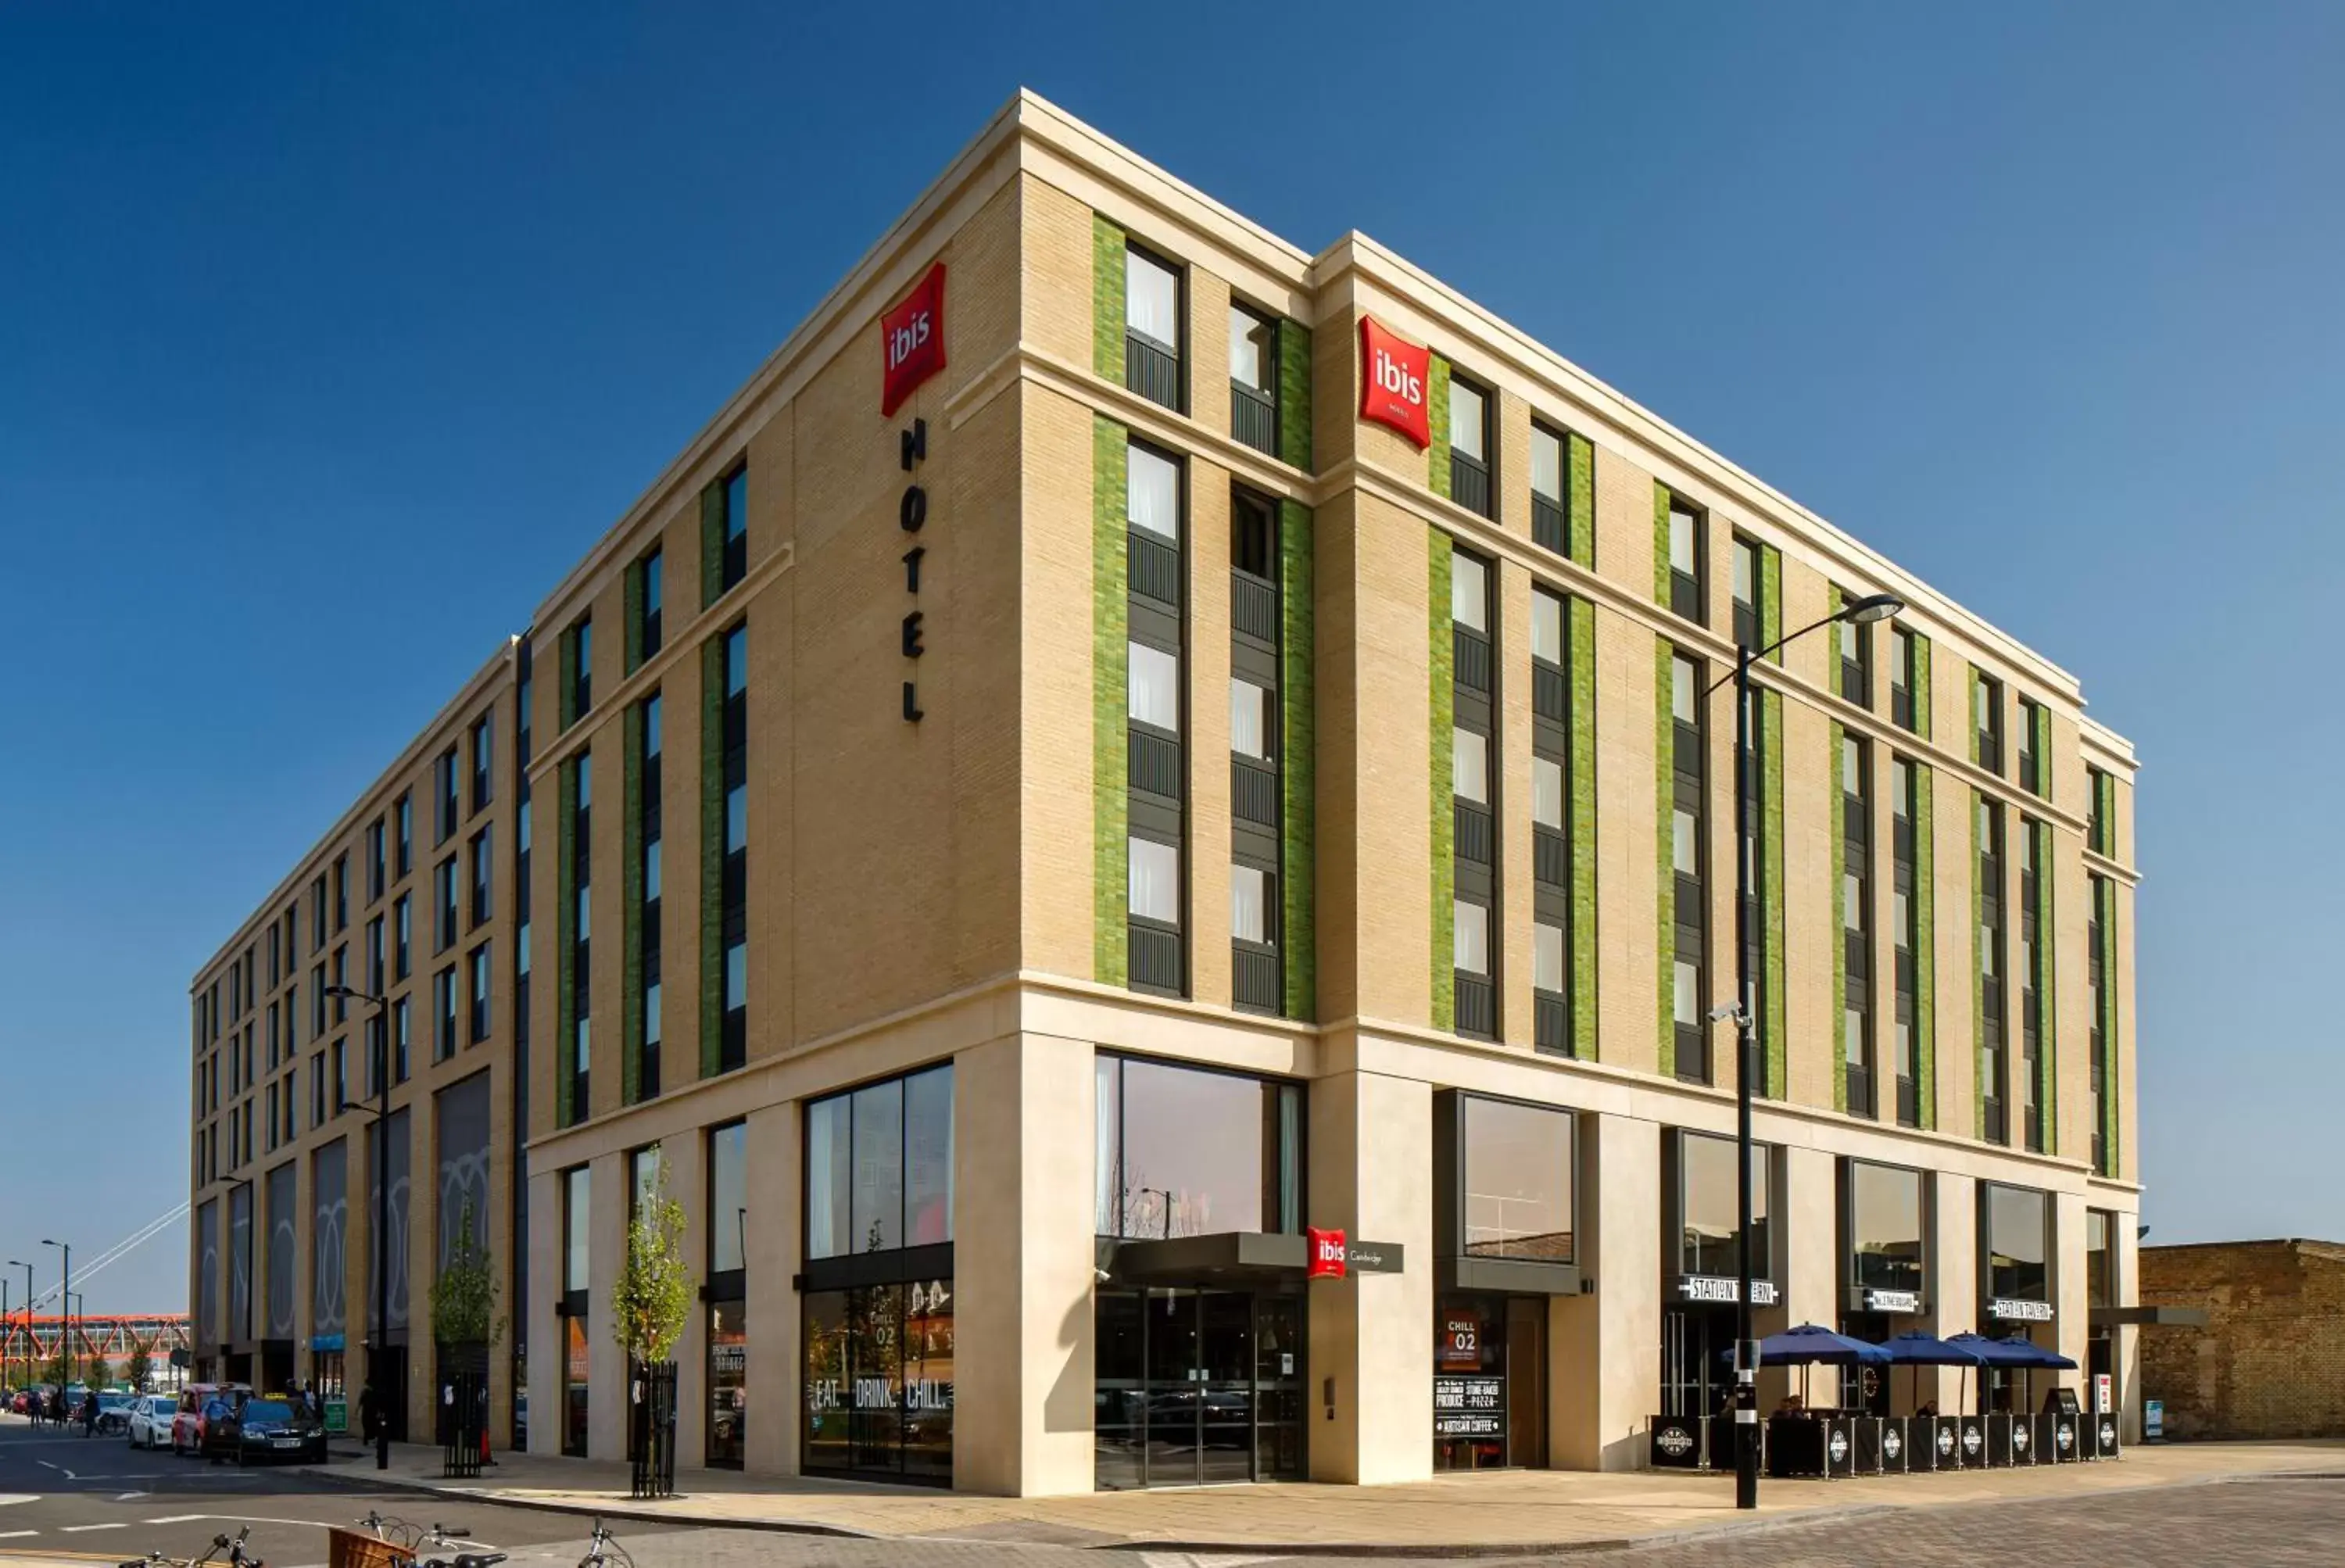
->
366, 818, 385, 904
1890, 625, 1918, 732
1126, 440, 1187, 997
2089, 872, 2113, 1175
1228, 303, 1277, 457
1978, 795, 2007, 1144
470, 826, 492, 928
1731, 537, 1760, 652
2017, 696, 2045, 797
1229, 489, 1283, 1015
1891, 758, 1921, 1127
395, 793, 412, 879
435, 746, 459, 844
570, 752, 593, 1121
435, 857, 457, 952
1450, 547, 1496, 1039
638, 691, 664, 1101
1667, 498, 1704, 624
2017, 818, 2046, 1154
434, 966, 456, 1061
394, 894, 410, 981
1842, 733, 1875, 1118
721, 466, 748, 595
470, 942, 492, 1045
718, 628, 747, 1073
1837, 593, 1873, 707
1446, 374, 1491, 518
569, 616, 594, 726
1670, 651, 1708, 1082
1531, 424, 1567, 555
1974, 671, 2003, 774
639, 547, 665, 663
1125, 244, 1183, 412
334, 854, 349, 933
470, 711, 494, 814
1531, 585, 1573, 1054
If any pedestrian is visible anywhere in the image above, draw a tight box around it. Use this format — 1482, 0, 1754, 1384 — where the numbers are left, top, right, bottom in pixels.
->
357, 1383, 380, 1445
81, 1389, 98, 1439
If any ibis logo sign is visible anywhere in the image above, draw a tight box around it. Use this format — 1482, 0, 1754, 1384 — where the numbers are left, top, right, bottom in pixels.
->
1358, 316, 1432, 449
1306, 1226, 1348, 1280
880, 263, 947, 417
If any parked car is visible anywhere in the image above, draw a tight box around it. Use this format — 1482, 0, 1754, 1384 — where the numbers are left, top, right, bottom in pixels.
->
92, 1391, 135, 1434
205, 1396, 325, 1466
127, 1393, 178, 1448
169, 1383, 250, 1457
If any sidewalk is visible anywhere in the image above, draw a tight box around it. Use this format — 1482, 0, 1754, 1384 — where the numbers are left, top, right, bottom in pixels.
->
297, 1438, 2345, 1553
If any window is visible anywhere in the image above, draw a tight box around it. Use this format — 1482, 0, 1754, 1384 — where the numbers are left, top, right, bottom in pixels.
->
806, 1062, 955, 1257
331, 947, 348, 1024
310, 876, 327, 953
571, 616, 594, 724
1230, 863, 1271, 945
1981, 1182, 2050, 1304
1530, 582, 1574, 1054
392, 997, 410, 1083
1667, 498, 1703, 623
1450, 546, 1496, 1037
1228, 303, 1277, 456
1534, 922, 1565, 995
1456, 1095, 1573, 1262
1453, 898, 1489, 976
1531, 424, 1567, 553
1891, 757, 1921, 1126
435, 746, 459, 843
1127, 443, 1180, 542
721, 465, 748, 593
2089, 872, 2114, 1175
365, 915, 384, 996
1447, 374, 1491, 517
1846, 1159, 1924, 1296
470, 828, 492, 927
1124, 244, 1183, 411
517, 632, 535, 763
1128, 836, 1180, 925
1891, 625, 1919, 731
394, 793, 412, 879
2085, 1209, 2115, 1310
434, 968, 456, 1061
470, 943, 492, 1044
716, 626, 748, 1073
334, 855, 349, 933
1094, 1055, 1300, 1239
1452, 727, 1488, 805
1978, 794, 2008, 1144
636, 691, 664, 1102
1127, 643, 1180, 732
2017, 818, 2047, 1154
1974, 670, 2003, 773
365, 818, 385, 904
1532, 755, 1563, 830
2017, 696, 2044, 797
2087, 765, 2113, 856
1837, 592, 1872, 707
435, 858, 457, 952
394, 895, 410, 980
1732, 538, 1760, 651
1672, 1129, 1770, 1281
1230, 678, 1272, 761
639, 547, 664, 662
1842, 732, 1875, 1119
1451, 551, 1488, 634
1669, 650, 1709, 1082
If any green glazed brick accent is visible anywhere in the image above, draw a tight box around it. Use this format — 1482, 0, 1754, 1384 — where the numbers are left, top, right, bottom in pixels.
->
1762, 687, 1787, 1097
2093, 770, 2117, 857
1969, 665, 1985, 768
620, 701, 645, 1104
1912, 632, 1934, 741
1569, 596, 1599, 1058
1760, 544, 1784, 664
1830, 720, 1848, 1113
1093, 215, 1128, 382
2096, 877, 2118, 1170
1427, 356, 1453, 502
699, 635, 725, 1079
1973, 788, 1988, 1140
558, 625, 580, 731
1280, 499, 1316, 1021
1655, 637, 1677, 1075
2035, 819, 2057, 1154
699, 478, 725, 612
1914, 763, 1938, 1129
1277, 319, 1313, 473
1092, 417, 1130, 986
1652, 485, 1673, 605
1566, 432, 1596, 568
1826, 585, 1845, 696
623, 558, 646, 676
2032, 700, 2054, 801
555, 758, 578, 1127
1428, 529, 1455, 1033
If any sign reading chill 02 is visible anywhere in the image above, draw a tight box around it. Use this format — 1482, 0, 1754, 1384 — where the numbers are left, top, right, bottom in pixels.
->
882, 263, 948, 723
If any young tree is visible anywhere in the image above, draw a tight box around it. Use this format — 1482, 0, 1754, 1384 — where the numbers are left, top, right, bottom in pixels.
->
84, 1351, 109, 1388
126, 1346, 153, 1393
610, 1170, 691, 1369
428, 1201, 507, 1349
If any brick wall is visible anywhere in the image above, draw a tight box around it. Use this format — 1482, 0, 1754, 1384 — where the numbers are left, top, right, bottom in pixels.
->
2139, 1239, 2345, 1440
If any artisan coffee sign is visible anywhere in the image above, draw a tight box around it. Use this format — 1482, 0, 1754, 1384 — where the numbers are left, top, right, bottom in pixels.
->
1677, 1275, 1778, 1306
1433, 1375, 1503, 1438
1988, 1297, 2055, 1323
1358, 315, 1432, 449
880, 263, 947, 417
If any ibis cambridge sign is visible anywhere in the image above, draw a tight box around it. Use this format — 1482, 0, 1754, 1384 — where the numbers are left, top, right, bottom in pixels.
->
1358, 316, 1432, 449
880, 263, 947, 417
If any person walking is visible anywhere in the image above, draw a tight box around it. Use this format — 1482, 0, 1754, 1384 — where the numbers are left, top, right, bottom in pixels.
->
81, 1388, 98, 1439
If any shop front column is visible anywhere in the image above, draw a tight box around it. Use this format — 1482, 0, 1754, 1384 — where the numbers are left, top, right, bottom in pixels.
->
524, 1165, 560, 1455
1926, 1171, 1978, 1416
587, 1149, 628, 1462
1305, 1069, 1433, 1484
2053, 1190, 2089, 1398
741, 1099, 800, 1477
1551, 1111, 1659, 1471
952, 1030, 1097, 1496
2114, 1217, 2142, 1442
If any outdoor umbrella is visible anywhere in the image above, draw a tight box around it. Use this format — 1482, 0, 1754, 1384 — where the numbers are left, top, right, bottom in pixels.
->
1992, 1334, 2078, 1411
1753, 1323, 1891, 1409
1946, 1331, 2043, 1415
1880, 1330, 1985, 1414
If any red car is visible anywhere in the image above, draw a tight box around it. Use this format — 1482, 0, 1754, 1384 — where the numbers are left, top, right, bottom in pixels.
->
168, 1383, 251, 1457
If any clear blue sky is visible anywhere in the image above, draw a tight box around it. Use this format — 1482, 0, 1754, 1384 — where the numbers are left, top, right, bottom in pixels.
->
2, 3, 2337, 1310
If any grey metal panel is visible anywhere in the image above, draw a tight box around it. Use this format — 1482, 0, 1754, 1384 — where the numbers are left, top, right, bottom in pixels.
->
435, 1069, 492, 1268
266, 1162, 297, 1340
313, 1139, 346, 1337
1441, 1255, 1584, 1296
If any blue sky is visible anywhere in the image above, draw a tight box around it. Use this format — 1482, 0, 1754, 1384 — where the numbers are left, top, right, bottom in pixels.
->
2, 3, 2337, 1310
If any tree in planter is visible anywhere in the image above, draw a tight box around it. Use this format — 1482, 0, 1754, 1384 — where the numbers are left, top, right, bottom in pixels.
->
610, 1162, 691, 1497
430, 1200, 505, 1459
127, 1346, 153, 1394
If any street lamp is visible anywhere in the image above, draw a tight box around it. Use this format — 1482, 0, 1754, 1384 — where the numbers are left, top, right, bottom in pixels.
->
328, 983, 393, 1472
41, 1241, 69, 1398
1705, 589, 1903, 1509
6, 1262, 31, 1394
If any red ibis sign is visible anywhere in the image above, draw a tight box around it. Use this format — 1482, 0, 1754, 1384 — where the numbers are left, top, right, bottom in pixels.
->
880, 263, 947, 417
1307, 1226, 1348, 1280
1358, 315, 1431, 449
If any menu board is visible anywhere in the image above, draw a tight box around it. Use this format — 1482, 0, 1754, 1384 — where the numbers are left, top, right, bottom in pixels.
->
1433, 1375, 1504, 1437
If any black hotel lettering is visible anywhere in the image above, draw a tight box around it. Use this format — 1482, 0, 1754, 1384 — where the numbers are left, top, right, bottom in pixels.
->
899, 417, 928, 721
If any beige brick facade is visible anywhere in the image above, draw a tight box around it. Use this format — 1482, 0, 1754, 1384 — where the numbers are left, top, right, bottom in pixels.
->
191, 90, 2143, 1495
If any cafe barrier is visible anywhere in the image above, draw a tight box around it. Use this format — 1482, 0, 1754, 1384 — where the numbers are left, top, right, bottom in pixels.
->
1647, 1402, 2117, 1474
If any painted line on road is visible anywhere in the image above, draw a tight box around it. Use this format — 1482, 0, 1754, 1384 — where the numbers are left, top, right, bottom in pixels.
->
0, 1502, 34, 1509
144, 1516, 206, 1524
0, 1530, 36, 1539
60, 1524, 126, 1534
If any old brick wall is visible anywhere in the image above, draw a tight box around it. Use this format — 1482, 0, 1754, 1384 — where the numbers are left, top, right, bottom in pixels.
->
2139, 1239, 2345, 1440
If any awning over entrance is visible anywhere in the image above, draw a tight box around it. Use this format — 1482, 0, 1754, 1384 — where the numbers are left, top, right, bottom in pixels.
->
1101, 1232, 1403, 1284
2089, 1304, 2208, 1328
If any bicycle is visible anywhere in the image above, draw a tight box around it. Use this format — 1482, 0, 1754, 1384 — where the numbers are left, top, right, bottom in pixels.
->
117, 1523, 266, 1568
349, 1512, 505, 1568
576, 1520, 631, 1568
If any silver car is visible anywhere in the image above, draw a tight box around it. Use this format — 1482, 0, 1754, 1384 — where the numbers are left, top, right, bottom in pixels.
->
126, 1393, 177, 1449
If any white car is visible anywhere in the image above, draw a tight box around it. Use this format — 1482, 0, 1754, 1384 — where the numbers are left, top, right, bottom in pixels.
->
126, 1394, 177, 1449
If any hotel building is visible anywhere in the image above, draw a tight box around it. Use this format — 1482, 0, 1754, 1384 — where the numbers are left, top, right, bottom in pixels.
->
188, 89, 2143, 1493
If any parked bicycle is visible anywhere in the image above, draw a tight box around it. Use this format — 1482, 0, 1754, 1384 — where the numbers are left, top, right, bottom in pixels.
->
350, 1512, 505, 1568
117, 1523, 265, 1568
575, 1520, 630, 1568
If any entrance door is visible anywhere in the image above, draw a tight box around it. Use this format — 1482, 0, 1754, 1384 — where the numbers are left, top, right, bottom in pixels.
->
1097, 1287, 1302, 1488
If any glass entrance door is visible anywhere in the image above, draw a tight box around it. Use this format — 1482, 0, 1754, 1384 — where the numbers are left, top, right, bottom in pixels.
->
1095, 1287, 1304, 1488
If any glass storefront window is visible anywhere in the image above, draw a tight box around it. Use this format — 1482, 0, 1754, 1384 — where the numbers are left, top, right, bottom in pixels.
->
1983, 1183, 2050, 1301
805, 1064, 954, 1259
803, 1277, 954, 1483
1094, 1055, 1301, 1240
1847, 1160, 1925, 1294
1460, 1097, 1573, 1262
563, 1166, 590, 1291
1433, 1296, 1545, 1470
562, 1315, 589, 1458
707, 1299, 745, 1468
709, 1121, 746, 1273
1677, 1131, 1769, 1280
2085, 1208, 2114, 1308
